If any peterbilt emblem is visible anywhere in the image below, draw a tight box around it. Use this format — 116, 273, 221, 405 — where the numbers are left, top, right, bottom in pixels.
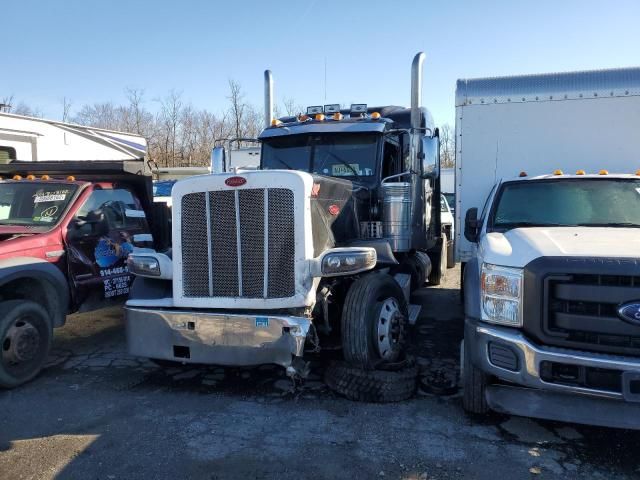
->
225, 176, 246, 187
617, 302, 640, 326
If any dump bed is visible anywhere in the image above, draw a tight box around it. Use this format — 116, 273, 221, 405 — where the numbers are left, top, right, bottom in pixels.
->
455, 66, 640, 262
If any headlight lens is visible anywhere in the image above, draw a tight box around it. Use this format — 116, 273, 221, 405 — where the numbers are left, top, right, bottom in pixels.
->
481, 263, 523, 327
321, 249, 376, 276
127, 255, 161, 277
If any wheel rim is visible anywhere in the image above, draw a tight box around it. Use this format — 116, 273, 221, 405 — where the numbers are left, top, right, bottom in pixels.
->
2, 315, 42, 372
376, 297, 404, 360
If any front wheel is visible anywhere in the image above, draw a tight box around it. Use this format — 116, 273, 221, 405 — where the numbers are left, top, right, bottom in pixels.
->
0, 300, 53, 388
462, 339, 490, 414
341, 273, 408, 370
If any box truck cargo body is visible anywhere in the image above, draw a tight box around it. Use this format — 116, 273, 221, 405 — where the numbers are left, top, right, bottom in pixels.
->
456, 67, 640, 429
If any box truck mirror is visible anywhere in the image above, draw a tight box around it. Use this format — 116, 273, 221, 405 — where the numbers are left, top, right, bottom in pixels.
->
464, 207, 479, 243
210, 147, 226, 174
420, 136, 439, 179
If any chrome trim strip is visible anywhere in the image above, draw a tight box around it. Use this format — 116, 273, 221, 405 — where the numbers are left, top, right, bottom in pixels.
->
235, 190, 243, 296
473, 324, 640, 400
205, 192, 213, 296
263, 188, 269, 298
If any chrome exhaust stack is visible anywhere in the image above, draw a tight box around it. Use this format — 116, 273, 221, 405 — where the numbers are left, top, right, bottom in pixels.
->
411, 52, 425, 130
264, 70, 274, 128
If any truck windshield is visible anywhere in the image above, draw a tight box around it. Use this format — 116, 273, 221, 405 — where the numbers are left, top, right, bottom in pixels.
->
489, 178, 640, 230
261, 133, 379, 179
0, 182, 78, 227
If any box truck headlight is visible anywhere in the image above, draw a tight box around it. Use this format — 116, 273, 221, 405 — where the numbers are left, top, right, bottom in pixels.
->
319, 248, 377, 277
127, 252, 173, 280
481, 263, 523, 327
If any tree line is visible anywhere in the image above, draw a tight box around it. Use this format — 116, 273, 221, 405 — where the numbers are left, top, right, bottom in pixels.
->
2, 85, 454, 168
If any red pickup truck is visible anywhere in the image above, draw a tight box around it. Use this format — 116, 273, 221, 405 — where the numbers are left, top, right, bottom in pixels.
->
0, 161, 168, 388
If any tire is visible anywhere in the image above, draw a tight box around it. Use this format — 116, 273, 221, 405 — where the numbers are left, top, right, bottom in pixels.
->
325, 361, 418, 403
341, 273, 408, 370
428, 235, 447, 286
462, 339, 489, 414
0, 300, 53, 389
446, 238, 455, 269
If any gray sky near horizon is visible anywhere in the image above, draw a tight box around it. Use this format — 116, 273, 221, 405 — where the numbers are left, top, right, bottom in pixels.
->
4, 0, 639, 127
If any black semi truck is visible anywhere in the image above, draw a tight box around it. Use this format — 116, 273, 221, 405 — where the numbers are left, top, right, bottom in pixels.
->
124, 52, 444, 398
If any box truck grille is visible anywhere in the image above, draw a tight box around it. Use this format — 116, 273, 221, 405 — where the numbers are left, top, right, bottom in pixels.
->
180, 188, 295, 299
545, 274, 640, 356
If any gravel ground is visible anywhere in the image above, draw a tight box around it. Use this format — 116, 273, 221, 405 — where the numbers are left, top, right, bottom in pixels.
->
1, 266, 639, 479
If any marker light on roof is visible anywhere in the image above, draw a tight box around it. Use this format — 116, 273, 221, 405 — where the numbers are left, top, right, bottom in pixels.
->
332, 112, 343, 121
370, 112, 381, 119
41, 175, 50, 180
553, 169, 563, 175
576, 169, 586, 175
315, 113, 325, 121
306, 106, 324, 115
13, 175, 22, 180
271, 119, 282, 126
298, 114, 310, 122
518, 171, 527, 177
599, 169, 609, 175
66, 175, 76, 181
636, 169, 640, 176
324, 104, 341, 114
26, 175, 36, 180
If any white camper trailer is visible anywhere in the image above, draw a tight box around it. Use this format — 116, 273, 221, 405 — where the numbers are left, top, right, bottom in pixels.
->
0, 112, 146, 162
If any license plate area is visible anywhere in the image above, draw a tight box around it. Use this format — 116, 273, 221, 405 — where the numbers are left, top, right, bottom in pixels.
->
622, 372, 640, 403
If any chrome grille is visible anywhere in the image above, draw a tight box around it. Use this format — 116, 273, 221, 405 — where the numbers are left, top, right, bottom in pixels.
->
180, 187, 295, 299
209, 191, 239, 297
181, 192, 209, 297
267, 189, 295, 298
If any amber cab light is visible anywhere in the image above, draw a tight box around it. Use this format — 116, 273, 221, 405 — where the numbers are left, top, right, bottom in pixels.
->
315, 113, 325, 121
66, 175, 76, 181
12, 175, 22, 180
518, 171, 527, 177
26, 174, 36, 180
553, 169, 563, 176
599, 169, 609, 175
332, 113, 343, 121
370, 112, 381, 119
575, 169, 586, 175
41, 174, 50, 180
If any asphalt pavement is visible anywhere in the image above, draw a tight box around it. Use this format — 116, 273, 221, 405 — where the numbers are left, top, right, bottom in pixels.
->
1, 266, 639, 479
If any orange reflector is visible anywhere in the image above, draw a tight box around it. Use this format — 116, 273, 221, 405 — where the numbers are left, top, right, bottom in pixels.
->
271, 118, 282, 126
298, 114, 309, 122
315, 113, 325, 121
12, 175, 22, 180
332, 112, 343, 121
41, 175, 50, 180
311, 183, 321, 197
553, 169, 563, 175
26, 174, 36, 180
370, 112, 381, 119
636, 169, 640, 176
66, 175, 76, 181
599, 169, 609, 175
519, 171, 527, 177
575, 169, 586, 175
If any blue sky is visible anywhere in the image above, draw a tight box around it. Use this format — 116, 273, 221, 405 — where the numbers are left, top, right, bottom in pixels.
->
4, 0, 639, 126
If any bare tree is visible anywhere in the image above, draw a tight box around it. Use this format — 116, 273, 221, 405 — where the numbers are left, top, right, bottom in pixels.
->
227, 79, 246, 147
439, 123, 455, 168
61, 97, 72, 122
282, 97, 303, 117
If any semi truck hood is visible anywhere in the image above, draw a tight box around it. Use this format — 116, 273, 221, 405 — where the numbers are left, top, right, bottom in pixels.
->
481, 227, 640, 267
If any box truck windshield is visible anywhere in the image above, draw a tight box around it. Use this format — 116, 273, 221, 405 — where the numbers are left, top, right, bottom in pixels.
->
489, 178, 640, 231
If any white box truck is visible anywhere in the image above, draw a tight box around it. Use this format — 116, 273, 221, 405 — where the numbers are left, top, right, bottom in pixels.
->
456, 67, 640, 429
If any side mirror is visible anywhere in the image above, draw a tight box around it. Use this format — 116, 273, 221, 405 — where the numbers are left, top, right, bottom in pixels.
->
210, 146, 226, 174
420, 136, 439, 179
464, 207, 479, 243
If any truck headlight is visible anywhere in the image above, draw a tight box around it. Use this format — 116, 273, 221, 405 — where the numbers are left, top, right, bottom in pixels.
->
127, 252, 173, 279
316, 248, 377, 277
481, 263, 523, 327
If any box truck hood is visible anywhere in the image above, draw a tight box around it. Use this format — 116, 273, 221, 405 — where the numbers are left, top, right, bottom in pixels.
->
481, 227, 640, 267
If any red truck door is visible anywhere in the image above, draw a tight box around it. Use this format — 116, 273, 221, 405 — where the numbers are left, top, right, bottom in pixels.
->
65, 186, 151, 311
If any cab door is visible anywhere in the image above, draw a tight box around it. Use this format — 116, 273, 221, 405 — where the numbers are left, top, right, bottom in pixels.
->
65, 186, 151, 312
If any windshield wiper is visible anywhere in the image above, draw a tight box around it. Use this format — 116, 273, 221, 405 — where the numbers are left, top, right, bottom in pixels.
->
325, 151, 361, 179
575, 222, 640, 228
